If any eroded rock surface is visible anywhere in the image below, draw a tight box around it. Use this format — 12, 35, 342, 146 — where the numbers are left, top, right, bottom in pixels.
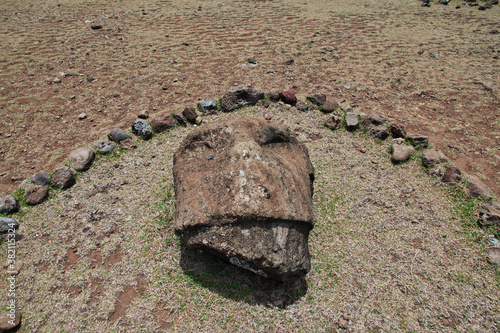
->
173, 118, 315, 281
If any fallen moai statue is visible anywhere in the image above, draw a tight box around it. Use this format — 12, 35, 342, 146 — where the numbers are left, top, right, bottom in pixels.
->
173, 118, 315, 281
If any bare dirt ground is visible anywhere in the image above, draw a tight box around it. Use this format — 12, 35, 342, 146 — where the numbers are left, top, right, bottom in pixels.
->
0, 0, 499, 197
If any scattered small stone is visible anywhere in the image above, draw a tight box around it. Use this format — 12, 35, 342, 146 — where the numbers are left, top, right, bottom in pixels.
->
390, 123, 406, 138
138, 110, 149, 119
150, 114, 176, 133
478, 202, 500, 229
86, 77, 96, 82
247, 57, 257, 65
182, 107, 198, 124
68, 147, 95, 171
70, 95, 76, 100
442, 165, 462, 184
363, 113, 389, 129
393, 138, 405, 145
53, 77, 61, 83
52, 166, 75, 190
262, 100, 270, 108
407, 134, 429, 149
421, 149, 448, 168
197, 100, 218, 114
486, 247, 500, 265
108, 128, 132, 143
120, 138, 137, 150
195, 116, 203, 125
267, 91, 281, 102
0, 195, 19, 214
369, 126, 389, 140
345, 112, 359, 131
280, 89, 297, 106
221, 86, 265, 111
325, 115, 342, 130
171, 112, 187, 127
78, 113, 87, 120
285, 58, 294, 65
0, 217, 18, 233
25, 185, 49, 205
466, 175, 494, 200
5, 133, 12, 138
264, 113, 272, 120
321, 99, 339, 113
0, 311, 21, 331
92, 140, 116, 154
91, 24, 102, 30
131, 119, 153, 140
307, 94, 326, 106
391, 144, 415, 163
338, 318, 349, 329
31, 173, 51, 186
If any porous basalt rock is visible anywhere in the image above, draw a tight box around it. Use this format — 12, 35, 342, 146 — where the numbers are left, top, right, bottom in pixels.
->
173, 118, 315, 281
221, 86, 264, 112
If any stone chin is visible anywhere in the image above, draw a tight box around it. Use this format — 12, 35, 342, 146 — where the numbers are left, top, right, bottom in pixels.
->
173, 118, 315, 281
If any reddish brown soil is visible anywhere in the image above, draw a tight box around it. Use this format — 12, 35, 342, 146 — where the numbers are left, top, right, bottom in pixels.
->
0, 0, 499, 197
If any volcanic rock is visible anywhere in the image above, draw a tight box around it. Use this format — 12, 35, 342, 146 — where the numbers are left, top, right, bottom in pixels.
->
0, 217, 18, 233
369, 126, 389, 140
306, 94, 326, 106
345, 112, 359, 131
466, 175, 494, 200
0, 311, 21, 331
25, 185, 49, 205
173, 118, 315, 281
442, 165, 462, 184
131, 119, 153, 140
92, 140, 116, 154
390, 123, 406, 138
182, 107, 198, 124
478, 202, 500, 229
221, 86, 264, 112
31, 173, 51, 186
197, 100, 218, 114
391, 144, 415, 163
407, 134, 429, 149
150, 114, 176, 133
321, 100, 339, 113
171, 112, 187, 127
325, 115, 342, 130
421, 149, 448, 168
280, 89, 297, 106
108, 128, 131, 143
52, 166, 75, 190
68, 147, 95, 171
0, 195, 19, 214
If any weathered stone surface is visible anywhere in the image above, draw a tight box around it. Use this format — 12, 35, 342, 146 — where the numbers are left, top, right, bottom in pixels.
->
421, 149, 448, 168
407, 133, 429, 149
68, 147, 95, 171
325, 115, 342, 130
391, 144, 415, 163
182, 107, 198, 124
52, 166, 75, 190
92, 140, 116, 154
221, 86, 264, 112
0, 311, 21, 331
31, 173, 51, 186
266, 91, 281, 102
442, 165, 462, 184
131, 119, 153, 140
486, 247, 500, 266
120, 138, 137, 150
478, 202, 500, 228
363, 113, 389, 129
321, 99, 339, 113
280, 89, 297, 106
0, 195, 19, 214
345, 112, 359, 131
466, 175, 494, 200
108, 128, 131, 143
369, 126, 389, 140
390, 123, 406, 138
173, 118, 315, 281
197, 100, 218, 114
171, 112, 187, 127
306, 94, 326, 106
151, 114, 176, 133
25, 185, 49, 206
0, 217, 18, 233
138, 109, 149, 119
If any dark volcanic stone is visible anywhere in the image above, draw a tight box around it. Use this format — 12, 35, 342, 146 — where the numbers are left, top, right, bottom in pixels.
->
25, 185, 49, 206
182, 107, 198, 124
421, 149, 448, 168
150, 114, 176, 133
345, 112, 359, 131
171, 112, 187, 127
173, 118, 315, 281
108, 128, 132, 143
68, 147, 95, 171
221, 86, 264, 112
31, 173, 51, 186
369, 126, 389, 140
280, 89, 297, 106
92, 140, 116, 154
325, 115, 342, 130
197, 100, 218, 114
52, 166, 75, 190
131, 119, 153, 140
0, 195, 18, 215
0, 217, 18, 233
390, 123, 407, 138
306, 94, 326, 106
267, 91, 281, 102
321, 100, 339, 113
442, 165, 462, 184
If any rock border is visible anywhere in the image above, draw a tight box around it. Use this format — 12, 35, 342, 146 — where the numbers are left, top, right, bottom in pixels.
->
1, 85, 499, 329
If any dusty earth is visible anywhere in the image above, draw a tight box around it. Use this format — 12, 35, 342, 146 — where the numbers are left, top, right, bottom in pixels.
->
0, 0, 499, 197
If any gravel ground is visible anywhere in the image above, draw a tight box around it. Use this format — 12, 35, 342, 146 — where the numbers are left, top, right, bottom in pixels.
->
1, 104, 498, 332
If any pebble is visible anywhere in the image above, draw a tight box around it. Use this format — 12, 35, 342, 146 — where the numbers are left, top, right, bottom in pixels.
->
0, 217, 19, 233
78, 113, 87, 120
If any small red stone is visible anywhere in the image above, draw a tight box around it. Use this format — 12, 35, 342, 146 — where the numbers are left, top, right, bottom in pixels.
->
281, 89, 297, 105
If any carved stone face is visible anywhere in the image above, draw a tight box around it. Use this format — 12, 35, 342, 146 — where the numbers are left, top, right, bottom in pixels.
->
173, 118, 315, 281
